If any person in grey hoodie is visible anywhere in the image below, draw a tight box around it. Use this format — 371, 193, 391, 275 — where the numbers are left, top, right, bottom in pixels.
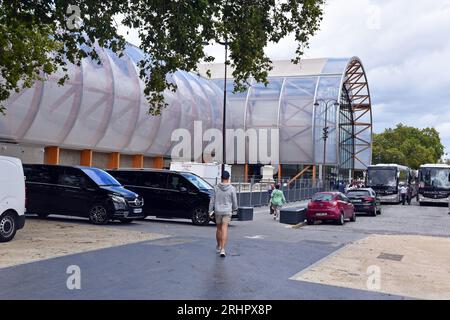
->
209, 171, 238, 258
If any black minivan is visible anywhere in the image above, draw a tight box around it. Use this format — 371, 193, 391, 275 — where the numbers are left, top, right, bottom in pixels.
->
107, 169, 214, 225
23, 165, 145, 225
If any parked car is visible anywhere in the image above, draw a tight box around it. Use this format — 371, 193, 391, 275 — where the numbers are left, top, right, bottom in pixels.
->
346, 188, 381, 216
0, 156, 26, 242
23, 165, 144, 225
107, 169, 221, 225
306, 192, 356, 225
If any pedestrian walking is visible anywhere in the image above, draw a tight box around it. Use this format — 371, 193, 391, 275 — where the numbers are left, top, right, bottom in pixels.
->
338, 181, 346, 194
271, 184, 287, 221
399, 184, 408, 205
209, 171, 238, 258
407, 186, 413, 205
268, 184, 275, 215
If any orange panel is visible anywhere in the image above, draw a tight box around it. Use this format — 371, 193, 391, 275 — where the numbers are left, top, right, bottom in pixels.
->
80, 149, 93, 167
44, 146, 60, 165
108, 152, 121, 169
152, 156, 164, 169
278, 165, 282, 183
312, 165, 317, 184
244, 164, 249, 183
132, 155, 144, 169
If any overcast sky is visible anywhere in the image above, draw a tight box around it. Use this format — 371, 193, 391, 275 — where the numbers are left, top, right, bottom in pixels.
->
121, 0, 450, 158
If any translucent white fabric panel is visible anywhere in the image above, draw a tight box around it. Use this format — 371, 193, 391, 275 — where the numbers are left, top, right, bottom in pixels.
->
314, 76, 342, 165
148, 73, 184, 156
23, 63, 83, 146
246, 79, 283, 129
198, 77, 223, 130
279, 77, 318, 164
64, 50, 114, 148
178, 73, 211, 131
0, 82, 42, 141
123, 77, 162, 154
321, 58, 351, 74
124, 103, 162, 154
96, 50, 141, 151
213, 79, 248, 131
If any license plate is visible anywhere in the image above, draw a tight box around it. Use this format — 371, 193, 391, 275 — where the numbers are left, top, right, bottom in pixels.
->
134, 209, 143, 214
316, 213, 328, 217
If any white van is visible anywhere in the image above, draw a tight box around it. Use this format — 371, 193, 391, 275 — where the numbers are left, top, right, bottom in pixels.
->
0, 156, 26, 242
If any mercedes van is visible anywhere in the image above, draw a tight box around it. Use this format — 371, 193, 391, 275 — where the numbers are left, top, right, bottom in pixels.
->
0, 156, 26, 242
108, 169, 215, 225
23, 165, 144, 225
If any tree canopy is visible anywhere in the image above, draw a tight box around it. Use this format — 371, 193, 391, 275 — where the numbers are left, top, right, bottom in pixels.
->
0, 0, 325, 115
372, 124, 445, 169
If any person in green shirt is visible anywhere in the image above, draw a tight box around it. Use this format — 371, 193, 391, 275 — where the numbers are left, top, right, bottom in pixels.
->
270, 184, 287, 220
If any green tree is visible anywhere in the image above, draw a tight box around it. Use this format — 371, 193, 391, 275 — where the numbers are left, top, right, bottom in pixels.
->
372, 124, 445, 169
0, 0, 325, 115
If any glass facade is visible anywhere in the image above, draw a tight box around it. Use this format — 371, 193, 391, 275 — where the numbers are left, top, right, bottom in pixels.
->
0, 47, 372, 170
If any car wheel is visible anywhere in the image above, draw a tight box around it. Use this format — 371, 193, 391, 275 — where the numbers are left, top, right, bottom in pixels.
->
377, 208, 382, 215
337, 213, 345, 226
191, 207, 210, 226
88, 205, 110, 225
350, 211, 356, 222
0, 212, 17, 243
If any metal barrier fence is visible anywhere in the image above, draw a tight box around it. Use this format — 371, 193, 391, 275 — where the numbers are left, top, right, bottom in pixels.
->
230, 179, 333, 208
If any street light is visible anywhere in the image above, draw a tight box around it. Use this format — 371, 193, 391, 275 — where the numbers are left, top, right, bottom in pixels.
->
219, 39, 229, 175
203, 39, 229, 175
314, 99, 340, 182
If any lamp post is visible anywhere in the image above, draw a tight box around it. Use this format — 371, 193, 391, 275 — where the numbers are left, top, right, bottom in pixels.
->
203, 38, 229, 175
314, 99, 340, 182
218, 39, 229, 175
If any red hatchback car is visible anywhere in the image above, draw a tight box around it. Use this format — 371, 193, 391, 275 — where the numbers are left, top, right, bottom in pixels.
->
306, 192, 356, 225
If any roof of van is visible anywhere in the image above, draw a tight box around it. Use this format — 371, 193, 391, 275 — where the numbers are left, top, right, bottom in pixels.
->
107, 168, 196, 175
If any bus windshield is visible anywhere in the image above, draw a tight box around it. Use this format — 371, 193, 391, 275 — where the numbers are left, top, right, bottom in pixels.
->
420, 168, 450, 189
367, 169, 397, 187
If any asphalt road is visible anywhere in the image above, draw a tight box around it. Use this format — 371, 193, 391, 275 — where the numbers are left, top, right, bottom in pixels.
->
0, 201, 448, 300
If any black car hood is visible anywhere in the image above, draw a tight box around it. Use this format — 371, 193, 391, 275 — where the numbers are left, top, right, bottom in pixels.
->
100, 186, 138, 199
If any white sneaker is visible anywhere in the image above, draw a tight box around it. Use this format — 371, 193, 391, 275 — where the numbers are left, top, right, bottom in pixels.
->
220, 248, 226, 258
216, 245, 221, 253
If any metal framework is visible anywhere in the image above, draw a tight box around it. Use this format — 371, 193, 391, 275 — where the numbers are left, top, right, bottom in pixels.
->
340, 58, 373, 170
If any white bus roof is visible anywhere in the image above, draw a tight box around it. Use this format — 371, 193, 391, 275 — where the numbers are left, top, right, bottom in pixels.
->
368, 164, 410, 170
420, 164, 450, 169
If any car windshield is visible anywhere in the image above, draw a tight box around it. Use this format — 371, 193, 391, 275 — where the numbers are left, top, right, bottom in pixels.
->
367, 169, 397, 187
420, 168, 450, 189
181, 173, 213, 190
313, 194, 334, 202
347, 190, 370, 197
81, 168, 122, 187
